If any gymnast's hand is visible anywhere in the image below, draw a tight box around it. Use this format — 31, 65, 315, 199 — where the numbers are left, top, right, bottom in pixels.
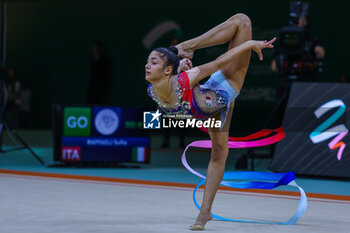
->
179, 58, 193, 72
250, 37, 276, 61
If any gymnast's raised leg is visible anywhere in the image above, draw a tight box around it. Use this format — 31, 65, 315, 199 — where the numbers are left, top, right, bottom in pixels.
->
177, 14, 253, 230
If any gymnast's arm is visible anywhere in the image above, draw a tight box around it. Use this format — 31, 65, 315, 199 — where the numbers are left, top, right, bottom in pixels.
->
186, 38, 275, 88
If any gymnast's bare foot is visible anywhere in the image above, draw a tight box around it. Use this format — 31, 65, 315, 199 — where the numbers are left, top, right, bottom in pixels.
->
176, 43, 194, 59
189, 211, 213, 231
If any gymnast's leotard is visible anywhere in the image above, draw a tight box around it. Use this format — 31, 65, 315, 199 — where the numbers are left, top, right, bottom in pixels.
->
147, 70, 239, 126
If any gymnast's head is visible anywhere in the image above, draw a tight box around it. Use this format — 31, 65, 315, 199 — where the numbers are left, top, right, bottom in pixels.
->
145, 46, 180, 82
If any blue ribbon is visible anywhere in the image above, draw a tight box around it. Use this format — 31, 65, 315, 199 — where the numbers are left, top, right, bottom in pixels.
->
182, 128, 307, 225
192, 171, 307, 225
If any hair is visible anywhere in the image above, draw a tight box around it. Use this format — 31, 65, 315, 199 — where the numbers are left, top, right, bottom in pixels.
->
153, 46, 180, 75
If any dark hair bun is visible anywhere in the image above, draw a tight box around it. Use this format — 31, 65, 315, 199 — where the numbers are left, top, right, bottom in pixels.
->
168, 46, 178, 55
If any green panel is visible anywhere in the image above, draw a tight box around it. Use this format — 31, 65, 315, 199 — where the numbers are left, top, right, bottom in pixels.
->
63, 107, 91, 136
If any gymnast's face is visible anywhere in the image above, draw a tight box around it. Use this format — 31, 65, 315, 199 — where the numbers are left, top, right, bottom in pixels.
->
145, 51, 172, 82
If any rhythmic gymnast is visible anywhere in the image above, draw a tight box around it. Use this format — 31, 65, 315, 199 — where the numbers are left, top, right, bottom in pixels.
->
145, 13, 276, 230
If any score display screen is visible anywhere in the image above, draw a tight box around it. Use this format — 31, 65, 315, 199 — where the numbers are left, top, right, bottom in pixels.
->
270, 82, 350, 178
53, 105, 150, 163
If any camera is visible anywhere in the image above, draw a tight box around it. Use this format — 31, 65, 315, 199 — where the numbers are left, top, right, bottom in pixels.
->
276, 2, 320, 82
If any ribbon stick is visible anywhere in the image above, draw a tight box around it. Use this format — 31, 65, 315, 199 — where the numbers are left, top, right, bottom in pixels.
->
182, 127, 307, 225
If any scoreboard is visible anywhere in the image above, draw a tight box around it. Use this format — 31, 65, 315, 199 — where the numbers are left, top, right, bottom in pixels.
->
53, 105, 150, 164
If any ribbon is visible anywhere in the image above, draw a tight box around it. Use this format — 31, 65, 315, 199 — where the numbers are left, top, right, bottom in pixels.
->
181, 127, 307, 225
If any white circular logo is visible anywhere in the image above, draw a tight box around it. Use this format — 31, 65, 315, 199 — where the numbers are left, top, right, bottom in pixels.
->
94, 109, 119, 135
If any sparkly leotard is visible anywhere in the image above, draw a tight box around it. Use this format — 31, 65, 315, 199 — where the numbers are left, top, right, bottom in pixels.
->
147, 70, 239, 125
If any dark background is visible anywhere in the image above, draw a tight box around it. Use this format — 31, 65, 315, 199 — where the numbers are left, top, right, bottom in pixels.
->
1, 0, 347, 132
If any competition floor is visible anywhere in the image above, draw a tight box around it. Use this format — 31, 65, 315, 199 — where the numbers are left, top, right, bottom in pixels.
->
0, 131, 349, 233
1, 173, 349, 233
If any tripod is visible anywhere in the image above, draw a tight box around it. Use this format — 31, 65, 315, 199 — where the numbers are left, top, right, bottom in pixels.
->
0, 80, 45, 165
0, 121, 45, 165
